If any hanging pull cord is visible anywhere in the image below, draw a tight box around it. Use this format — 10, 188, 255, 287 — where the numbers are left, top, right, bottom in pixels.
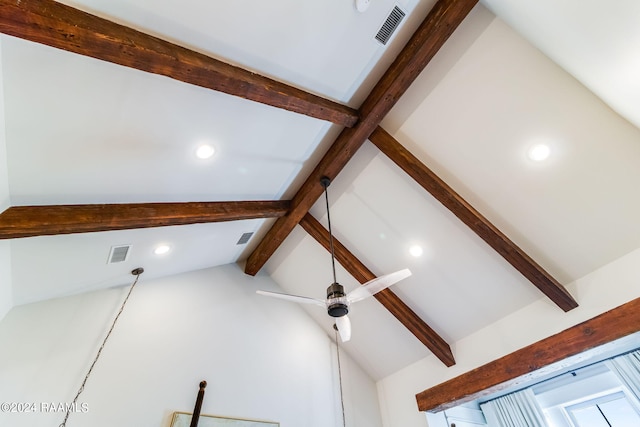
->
324, 182, 338, 285
59, 268, 144, 427
334, 327, 346, 427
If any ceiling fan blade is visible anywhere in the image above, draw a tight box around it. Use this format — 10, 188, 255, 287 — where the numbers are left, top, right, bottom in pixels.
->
346, 268, 412, 304
335, 315, 351, 342
256, 290, 326, 307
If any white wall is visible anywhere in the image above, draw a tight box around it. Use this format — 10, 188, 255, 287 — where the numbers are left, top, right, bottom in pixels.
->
0, 264, 383, 427
0, 37, 9, 212
377, 248, 640, 427
0, 241, 10, 322
0, 38, 12, 322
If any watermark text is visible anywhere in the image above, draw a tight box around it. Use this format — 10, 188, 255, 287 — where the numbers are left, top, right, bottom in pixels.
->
1, 402, 89, 413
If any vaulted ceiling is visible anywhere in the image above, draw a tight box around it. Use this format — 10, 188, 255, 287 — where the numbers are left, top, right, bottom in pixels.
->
1, 0, 639, 381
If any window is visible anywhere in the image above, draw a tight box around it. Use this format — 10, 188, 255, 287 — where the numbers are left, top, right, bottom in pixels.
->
565, 391, 640, 427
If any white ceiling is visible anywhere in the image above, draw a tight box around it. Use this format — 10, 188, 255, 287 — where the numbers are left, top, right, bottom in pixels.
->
2, 0, 640, 381
482, 0, 640, 130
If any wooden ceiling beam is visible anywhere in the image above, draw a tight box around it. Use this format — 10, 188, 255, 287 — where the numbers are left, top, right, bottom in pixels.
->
245, 0, 479, 276
416, 297, 640, 412
370, 126, 578, 311
0, 0, 358, 127
0, 201, 290, 239
300, 213, 455, 366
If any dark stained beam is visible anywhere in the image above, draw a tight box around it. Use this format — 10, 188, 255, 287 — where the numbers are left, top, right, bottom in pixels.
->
300, 213, 455, 366
416, 297, 640, 412
245, 0, 479, 275
0, 0, 358, 127
0, 201, 290, 239
370, 126, 578, 312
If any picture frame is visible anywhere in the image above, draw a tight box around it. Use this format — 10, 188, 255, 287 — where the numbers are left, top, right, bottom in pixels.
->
170, 411, 279, 427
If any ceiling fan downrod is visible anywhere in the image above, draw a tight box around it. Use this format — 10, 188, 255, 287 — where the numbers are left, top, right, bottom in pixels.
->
321, 177, 348, 318
255, 179, 409, 343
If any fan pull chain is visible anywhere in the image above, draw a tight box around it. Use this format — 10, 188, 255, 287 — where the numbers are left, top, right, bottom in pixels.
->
335, 327, 346, 427
59, 268, 144, 427
323, 179, 338, 285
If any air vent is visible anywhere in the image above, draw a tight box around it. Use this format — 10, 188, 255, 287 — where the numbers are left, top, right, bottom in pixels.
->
236, 232, 254, 245
108, 245, 131, 264
375, 5, 406, 45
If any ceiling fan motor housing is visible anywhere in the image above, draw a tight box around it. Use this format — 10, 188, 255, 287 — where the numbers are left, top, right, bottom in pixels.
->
326, 282, 348, 317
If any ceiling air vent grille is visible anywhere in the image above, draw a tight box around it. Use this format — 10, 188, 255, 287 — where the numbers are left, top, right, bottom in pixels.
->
236, 232, 254, 245
375, 5, 406, 45
108, 245, 131, 264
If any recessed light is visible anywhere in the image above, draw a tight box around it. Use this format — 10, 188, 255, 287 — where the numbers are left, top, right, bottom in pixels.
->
196, 144, 215, 159
154, 244, 171, 255
527, 144, 551, 162
409, 245, 423, 257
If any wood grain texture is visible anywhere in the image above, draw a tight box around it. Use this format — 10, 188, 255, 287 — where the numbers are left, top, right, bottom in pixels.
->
244, 0, 479, 275
300, 213, 455, 366
0, 0, 358, 127
370, 126, 578, 311
416, 297, 640, 412
0, 201, 290, 238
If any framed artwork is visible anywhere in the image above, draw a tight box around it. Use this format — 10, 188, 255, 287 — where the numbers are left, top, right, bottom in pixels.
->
170, 412, 279, 427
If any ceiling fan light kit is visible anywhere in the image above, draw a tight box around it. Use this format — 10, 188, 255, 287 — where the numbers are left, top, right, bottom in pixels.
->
326, 282, 348, 318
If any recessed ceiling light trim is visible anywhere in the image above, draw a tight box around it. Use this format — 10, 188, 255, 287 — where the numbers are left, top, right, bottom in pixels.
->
196, 144, 215, 159
527, 144, 551, 162
409, 245, 423, 257
154, 244, 171, 255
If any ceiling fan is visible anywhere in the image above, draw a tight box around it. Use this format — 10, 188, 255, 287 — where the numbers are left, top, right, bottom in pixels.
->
256, 177, 411, 342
